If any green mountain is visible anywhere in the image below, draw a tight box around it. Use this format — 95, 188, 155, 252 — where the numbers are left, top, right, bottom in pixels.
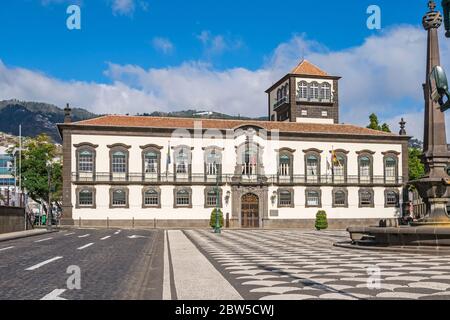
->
0, 100, 267, 142
0, 100, 96, 142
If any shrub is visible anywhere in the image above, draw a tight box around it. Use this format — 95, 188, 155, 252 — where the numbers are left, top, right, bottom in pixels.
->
210, 208, 224, 229
315, 210, 328, 230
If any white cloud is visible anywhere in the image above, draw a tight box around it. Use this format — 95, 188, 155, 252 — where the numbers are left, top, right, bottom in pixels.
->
152, 37, 174, 55
111, 0, 135, 16
2, 24, 450, 139
196, 31, 244, 56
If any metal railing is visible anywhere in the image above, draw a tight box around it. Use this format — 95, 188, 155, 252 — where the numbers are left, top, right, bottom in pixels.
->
72, 172, 403, 186
273, 96, 289, 109
0, 189, 26, 207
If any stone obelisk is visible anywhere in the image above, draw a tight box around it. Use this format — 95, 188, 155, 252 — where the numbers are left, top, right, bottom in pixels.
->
412, 0, 450, 224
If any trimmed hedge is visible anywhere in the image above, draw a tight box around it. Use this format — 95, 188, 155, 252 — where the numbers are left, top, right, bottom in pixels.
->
210, 208, 224, 229
315, 210, 328, 230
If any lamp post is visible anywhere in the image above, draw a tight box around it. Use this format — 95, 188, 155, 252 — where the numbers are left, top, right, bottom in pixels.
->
214, 161, 221, 234
46, 160, 53, 231
442, 0, 450, 37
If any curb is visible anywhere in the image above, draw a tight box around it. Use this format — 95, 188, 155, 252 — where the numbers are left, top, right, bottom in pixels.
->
0, 229, 59, 243
333, 241, 450, 256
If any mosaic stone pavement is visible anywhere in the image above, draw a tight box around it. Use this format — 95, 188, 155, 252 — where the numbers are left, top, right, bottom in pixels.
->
185, 229, 450, 300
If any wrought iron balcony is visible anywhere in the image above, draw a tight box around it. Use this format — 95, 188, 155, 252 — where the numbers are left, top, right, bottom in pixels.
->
72, 173, 404, 186
273, 96, 289, 109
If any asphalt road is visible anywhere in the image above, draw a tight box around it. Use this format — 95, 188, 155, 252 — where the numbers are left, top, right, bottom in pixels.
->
0, 228, 164, 300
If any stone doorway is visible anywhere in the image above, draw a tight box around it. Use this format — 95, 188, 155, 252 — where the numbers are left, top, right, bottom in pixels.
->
241, 193, 259, 228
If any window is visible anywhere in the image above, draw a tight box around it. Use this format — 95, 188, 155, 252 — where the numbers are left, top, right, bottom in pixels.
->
283, 84, 289, 97
144, 189, 159, 206
176, 189, 191, 206
207, 190, 217, 207
385, 157, 397, 183
321, 111, 328, 117
78, 150, 93, 172
78, 189, 93, 206
385, 190, 399, 207
306, 155, 319, 182
278, 190, 292, 207
310, 82, 319, 100
333, 155, 346, 183
306, 190, 320, 207
320, 83, 331, 101
333, 190, 347, 207
112, 151, 127, 173
298, 81, 308, 100
359, 156, 371, 183
176, 148, 189, 174
301, 110, 308, 116
206, 149, 221, 176
242, 149, 258, 175
112, 189, 127, 207
144, 152, 158, 174
279, 154, 290, 177
359, 189, 374, 207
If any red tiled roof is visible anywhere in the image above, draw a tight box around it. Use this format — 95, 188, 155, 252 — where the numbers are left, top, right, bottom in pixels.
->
67, 115, 399, 137
291, 60, 329, 76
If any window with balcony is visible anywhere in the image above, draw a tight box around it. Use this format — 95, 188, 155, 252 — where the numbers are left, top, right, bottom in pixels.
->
144, 152, 158, 174
112, 151, 126, 173
384, 156, 398, 183
75, 143, 98, 180
279, 154, 290, 177
242, 149, 258, 176
79, 150, 93, 172
306, 154, 320, 183
205, 148, 222, 176
359, 155, 372, 183
332, 152, 347, 183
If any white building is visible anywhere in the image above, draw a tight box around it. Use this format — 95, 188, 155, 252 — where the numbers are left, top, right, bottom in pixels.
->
58, 60, 409, 229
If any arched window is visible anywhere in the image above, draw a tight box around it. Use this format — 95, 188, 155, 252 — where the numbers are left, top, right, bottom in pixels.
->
385, 156, 397, 183
112, 151, 127, 173
385, 190, 399, 207
205, 149, 222, 176
333, 190, 347, 207
278, 189, 293, 207
310, 82, 319, 100
279, 154, 291, 177
175, 189, 191, 207
144, 151, 158, 174
78, 189, 93, 206
242, 148, 258, 175
111, 188, 128, 207
359, 156, 372, 183
283, 84, 289, 98
359, 189, 374, 207
332, 152, 347, 183
175, 148, 189, 174
306, 154, 319, 182
298, 81, 308, 100
78, 150, 93, 173
207, 190, 218, 207
320, 83, 331, 101
143, 188, 160, 207
306, 189, 321, 207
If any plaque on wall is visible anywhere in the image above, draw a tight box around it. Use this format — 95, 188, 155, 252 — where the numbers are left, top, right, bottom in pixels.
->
270, 210, 279, 217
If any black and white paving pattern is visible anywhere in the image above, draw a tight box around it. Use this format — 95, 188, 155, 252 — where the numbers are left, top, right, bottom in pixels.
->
185, 229, 450, 300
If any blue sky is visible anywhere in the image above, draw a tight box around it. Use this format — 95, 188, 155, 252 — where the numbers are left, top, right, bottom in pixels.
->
0, 0, 448, 139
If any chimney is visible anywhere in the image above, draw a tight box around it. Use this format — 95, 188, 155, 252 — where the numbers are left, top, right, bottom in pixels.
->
64, 103, 72, 123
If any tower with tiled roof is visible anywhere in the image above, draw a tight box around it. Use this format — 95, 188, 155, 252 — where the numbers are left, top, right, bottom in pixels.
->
266, 59, 341, 124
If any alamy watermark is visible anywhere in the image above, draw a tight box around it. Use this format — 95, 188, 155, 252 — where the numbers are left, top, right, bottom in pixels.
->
66, 5, 81, 30
367, 5, 381, 30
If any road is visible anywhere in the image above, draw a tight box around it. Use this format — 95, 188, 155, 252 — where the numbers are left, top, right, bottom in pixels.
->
0, 228, 164, 300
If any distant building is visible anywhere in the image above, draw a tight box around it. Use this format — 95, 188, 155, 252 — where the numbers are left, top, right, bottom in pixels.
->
58, 60, 409, 229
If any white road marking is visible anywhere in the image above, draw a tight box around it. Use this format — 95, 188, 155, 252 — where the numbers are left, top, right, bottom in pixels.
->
0, 246, 14, 252
64, 232, 75, 236
77, 243, 94, 250
114, 230, 121, 235
100, 236, 111, 240
25, 256, 63, 271
78, 234, 90, 238
128, 235, 147, 239
41, 289, 67, 300
34, 237, 53, 243
163, 230, 172, 300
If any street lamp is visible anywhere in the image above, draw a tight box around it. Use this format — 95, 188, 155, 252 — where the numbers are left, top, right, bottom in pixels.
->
46, 160, 53, 231
442, 0, 450, 37
213, 161, 221, 234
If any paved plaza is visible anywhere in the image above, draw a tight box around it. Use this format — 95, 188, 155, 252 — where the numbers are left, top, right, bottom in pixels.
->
2, 228, 450, 300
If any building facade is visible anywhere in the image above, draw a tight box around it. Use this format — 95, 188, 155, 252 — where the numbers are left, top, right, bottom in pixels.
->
58, 61, 410, 229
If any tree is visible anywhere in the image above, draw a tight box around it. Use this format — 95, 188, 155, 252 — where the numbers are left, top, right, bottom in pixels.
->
8, 134, 62, 215
367, 113, 391, 132
210, 208, 224, 229
315, 210, 328, 230
409, 147, 425, 181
